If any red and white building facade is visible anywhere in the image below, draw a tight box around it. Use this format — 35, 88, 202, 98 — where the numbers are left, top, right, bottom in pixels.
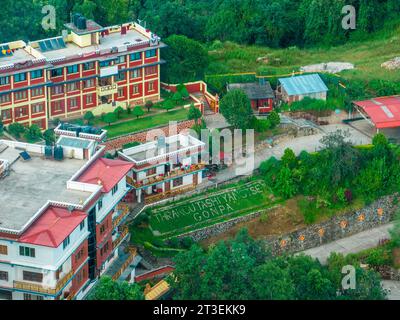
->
0, 129, 134, 300
0, 18, 165, 130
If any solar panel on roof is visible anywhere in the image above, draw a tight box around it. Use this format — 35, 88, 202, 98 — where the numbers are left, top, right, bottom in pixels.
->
19, 151, 31, 161
51, 39, 60, 50
44, 40, 53, 50
38, 41, 47, 52
57, 38, 66, 48
38, 37, 66, 52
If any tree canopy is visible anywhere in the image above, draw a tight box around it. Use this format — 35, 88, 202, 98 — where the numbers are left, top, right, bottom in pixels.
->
88, 276, 144, 300
170, 229, 386, 300
219, 89, 255, 129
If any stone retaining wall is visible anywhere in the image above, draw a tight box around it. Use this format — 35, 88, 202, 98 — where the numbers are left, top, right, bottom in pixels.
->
266, 194, 398, 255
103, 119, 195, 151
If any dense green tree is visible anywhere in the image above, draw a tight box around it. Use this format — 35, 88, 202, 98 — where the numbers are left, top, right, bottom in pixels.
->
43, 129, 55, 146
319, 130, 360, 187
281, 148, 297, 169
267, 111, 281, 129
162, 35, 208, 83
219, 89, 254, 129
84, 111, 95, 124
164, 100, 174, 112
252, 261, 295, 300
89, 276, 144, 300
114, 106, 124, 119
171, 230, 386, 300
132, 106, 144, 119
274, 166, 298, 199
103, 112, 117, 125
25, 124, 43, 141
8, 122, 26, 138
187, 104, 202, 125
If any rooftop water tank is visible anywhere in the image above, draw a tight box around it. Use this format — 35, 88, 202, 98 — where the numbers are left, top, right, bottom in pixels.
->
54, 146, 64, 161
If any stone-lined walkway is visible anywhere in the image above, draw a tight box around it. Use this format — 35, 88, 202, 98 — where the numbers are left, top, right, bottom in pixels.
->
300, 223, 393, 264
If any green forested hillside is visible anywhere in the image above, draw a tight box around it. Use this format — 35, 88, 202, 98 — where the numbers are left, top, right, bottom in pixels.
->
1, 0, 399, 47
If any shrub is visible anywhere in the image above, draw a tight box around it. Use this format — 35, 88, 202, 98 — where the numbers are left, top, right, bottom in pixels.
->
267, 111, 280, 128
164, 100, 174, 112
84, 111, 95, 124
43, 129, 55, 145
177, 84, 190, 99
114, 106, 125, 119
188, 103, 202, 124
8, 122, 26, 138
252, 118, 271, 132
181, 237, 194, 249
25, 124, 43, 141
172, 91, 183, 104
133, 106, 145, 119
103, 112, 117, 125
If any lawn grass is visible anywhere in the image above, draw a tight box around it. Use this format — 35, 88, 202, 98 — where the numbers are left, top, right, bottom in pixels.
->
206, 19, 400, 86
148, 180, 280, 238
104, 108, 189, 138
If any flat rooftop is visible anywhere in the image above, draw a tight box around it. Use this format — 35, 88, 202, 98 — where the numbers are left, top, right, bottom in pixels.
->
121, 134, 205, 163
0, 48, 36, 68
38, 28, 150, 62
0, 143, 92, 232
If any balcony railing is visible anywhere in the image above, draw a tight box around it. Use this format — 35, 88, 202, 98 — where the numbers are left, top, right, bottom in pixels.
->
97, 83, 118, 96
112, 226, 129, 250
13, 270, 74, 295
145, 183, 197, 205
112, 203, 130, 229
128, 163, 205, 189
112, 246, 138, 281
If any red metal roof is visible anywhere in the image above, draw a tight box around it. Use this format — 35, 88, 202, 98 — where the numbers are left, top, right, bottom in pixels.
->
77, 158, 133, 193
19, 207, 86, 248
354, 96, 400, 129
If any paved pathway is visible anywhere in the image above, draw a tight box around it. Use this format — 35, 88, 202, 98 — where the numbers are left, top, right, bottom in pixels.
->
299, 223, 400, 300
300, 223, 393, 264
208, 123, 371, 184
382, 280, 400, 300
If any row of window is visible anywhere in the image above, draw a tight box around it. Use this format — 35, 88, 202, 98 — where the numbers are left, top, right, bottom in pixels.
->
1, 103, 45, 120
0, 87, 44, 104
0, 70, 44, 85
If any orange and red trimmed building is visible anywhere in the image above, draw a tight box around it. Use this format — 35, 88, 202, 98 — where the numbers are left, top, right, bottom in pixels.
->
0, 15, 165, 130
